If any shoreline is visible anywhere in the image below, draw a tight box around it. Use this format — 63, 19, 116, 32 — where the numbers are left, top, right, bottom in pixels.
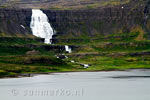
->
0, 68, 149, 79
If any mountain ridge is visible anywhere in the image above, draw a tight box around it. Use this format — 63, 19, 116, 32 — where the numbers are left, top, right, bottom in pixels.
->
0, 0, 150, 40
0, 0, 130, 9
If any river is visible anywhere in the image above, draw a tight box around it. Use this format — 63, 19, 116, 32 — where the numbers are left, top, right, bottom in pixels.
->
0, 69, 150, 100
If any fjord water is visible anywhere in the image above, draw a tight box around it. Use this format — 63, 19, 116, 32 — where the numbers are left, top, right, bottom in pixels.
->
0, 70, 150, 100
30, 9, 54, 44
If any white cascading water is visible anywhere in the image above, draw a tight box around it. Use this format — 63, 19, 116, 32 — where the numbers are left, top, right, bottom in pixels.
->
30, 9, 54, 44
65, 45, 72, 53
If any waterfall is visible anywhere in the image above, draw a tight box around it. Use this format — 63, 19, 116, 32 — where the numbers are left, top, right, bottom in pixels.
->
30, 9, 54, 44
65, 45, 72, 53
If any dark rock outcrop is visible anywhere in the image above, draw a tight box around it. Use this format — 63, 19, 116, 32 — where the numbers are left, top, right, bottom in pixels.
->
26, 50, 40, 55
0, 0, 150, 39
0, 8, 32, 37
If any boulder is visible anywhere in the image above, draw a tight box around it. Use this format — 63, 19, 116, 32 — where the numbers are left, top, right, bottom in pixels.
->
26, 50, 40, 55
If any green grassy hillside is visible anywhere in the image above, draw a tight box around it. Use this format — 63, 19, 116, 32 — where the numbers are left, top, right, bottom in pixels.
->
1, 31, 150, 77
0, 0, 150, 77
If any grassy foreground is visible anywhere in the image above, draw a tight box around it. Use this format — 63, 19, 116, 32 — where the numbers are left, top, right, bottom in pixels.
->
0, 37, 82, 77
0, 32, 150, 77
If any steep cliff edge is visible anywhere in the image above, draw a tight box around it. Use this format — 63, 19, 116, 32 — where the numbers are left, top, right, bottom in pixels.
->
0, 0, 150, 39
0, 8, 32, 37
0, 0, 130, 9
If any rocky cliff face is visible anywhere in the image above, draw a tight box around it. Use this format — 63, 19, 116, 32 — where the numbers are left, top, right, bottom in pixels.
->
0, 8, 32, 37
44, 5, 145, 39
0, 0, 150, 39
